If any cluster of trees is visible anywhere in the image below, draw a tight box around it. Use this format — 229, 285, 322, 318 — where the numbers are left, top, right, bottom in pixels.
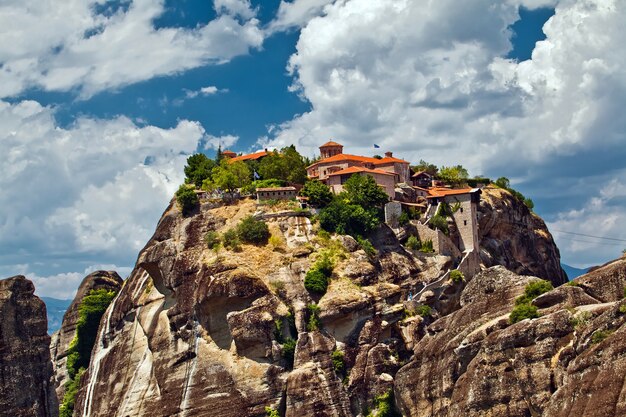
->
303, 175, 389, 238
494, 177, 535, 210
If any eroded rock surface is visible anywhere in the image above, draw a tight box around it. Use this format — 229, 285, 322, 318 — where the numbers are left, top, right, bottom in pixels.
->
478, 186, 567, 285
50, 270, 122, 401
0, 276, 58, 417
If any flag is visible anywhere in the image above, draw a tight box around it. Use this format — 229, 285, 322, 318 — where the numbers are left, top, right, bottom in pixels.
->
253, 170, 260, 180
373, 144, 380, 148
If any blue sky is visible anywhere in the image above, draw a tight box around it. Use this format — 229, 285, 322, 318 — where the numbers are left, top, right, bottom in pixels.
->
1, 0, 625, 298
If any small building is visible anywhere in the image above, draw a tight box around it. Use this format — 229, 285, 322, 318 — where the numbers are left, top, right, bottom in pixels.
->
326, 166, 395, 199
229, 150, 269, 163
222, 149, 237, 159
411, 171, 433, 188
256, 187, 297, 201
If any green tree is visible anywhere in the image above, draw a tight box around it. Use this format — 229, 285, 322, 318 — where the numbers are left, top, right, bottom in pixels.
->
495, 177, 510, 189
212, 159, 251, 193
318, 199, 379, 237
411, 159, 438, 176
438, 165, 469, 185
184, 153, 216, 188
300, 180, 334, 207
258, 146, 308, 184
175, 185, 199, 215
236, 216, 270, 245
342, 174, 390, 209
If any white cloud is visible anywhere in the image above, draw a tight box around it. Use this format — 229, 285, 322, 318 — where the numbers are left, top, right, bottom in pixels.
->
268, 0, 335, 33
214, 0, 257, 20
183, 85, 228, 100
548, 175, 626, 267
261, 0, 626, 266
27, 264, 134, 299
0, 99, 204, 269
204, 134, 239, 150
0, 0, 264, 98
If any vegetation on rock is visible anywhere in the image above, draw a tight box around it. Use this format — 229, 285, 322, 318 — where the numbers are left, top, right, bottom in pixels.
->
510, 279, 552, 324
367, 390, 400, 417
406, 235, 420, 250
304, 252, 334, 294
184, 153, 216, 187
281, 338, 297, 369
300, 180, 334, 207
236, 216, 270, 245
494, 177, 534, 210
175, 184, 199, 215
204, 231, 220, 249
450, 269, 464, 283
258, 145, 307, 184
307, 304, 322, 331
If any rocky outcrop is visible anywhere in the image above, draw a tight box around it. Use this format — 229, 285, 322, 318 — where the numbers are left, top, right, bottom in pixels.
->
50, 270, 122, 401
478, 186, 567, 286
0, 276, 58, 417
395, 258, 626, 417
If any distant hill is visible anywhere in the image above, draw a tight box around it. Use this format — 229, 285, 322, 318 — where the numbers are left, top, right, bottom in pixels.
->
561, 263, 590, 280
41, 297, 72, 333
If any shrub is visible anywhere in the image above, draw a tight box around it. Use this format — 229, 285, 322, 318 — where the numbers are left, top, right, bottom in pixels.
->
307, 304, 321, 331
332, 350, 345, 374
265, 407, 280, 417
450, 269, 464, 283
175, 184, 199, 215
281, 338, 297, 369
570, 311, 592, 329
566, 281, 580, 287
591, 329, 614, 344
620, 304, 626, 315
268, 234, 285, 251
222, 228, 241, 251
420, 239, 434, 253
509, 303, 539, 324
357, 236, 377, 258
367, 390, 399, 417
237, 216, 270, 245
398, 211, 410, 226
515, 280, 553, 305
300, 180, 334, 207
304, 269, 329, 294
204, 231, 220, 249
59, 368, 85, 417
429, 214, 448, 235
415, 305, 432, 317
406, 235, 420, 250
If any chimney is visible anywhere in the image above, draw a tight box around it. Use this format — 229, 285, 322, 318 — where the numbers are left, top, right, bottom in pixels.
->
385, 151, 393, 158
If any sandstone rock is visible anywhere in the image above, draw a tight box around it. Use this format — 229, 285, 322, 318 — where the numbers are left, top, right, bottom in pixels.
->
50, 270, 122, 401
0, 276, 58, 417
478, 186, 567, 285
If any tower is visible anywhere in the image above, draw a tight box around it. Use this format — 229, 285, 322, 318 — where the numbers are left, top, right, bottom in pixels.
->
319, 141, 344, 159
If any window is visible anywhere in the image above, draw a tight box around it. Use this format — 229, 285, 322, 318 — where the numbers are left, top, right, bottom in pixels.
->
464, 220, 467, 226
460, 207, 464, 213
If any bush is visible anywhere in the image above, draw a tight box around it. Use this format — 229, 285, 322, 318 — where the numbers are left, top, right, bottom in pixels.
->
357, 236, 377, 258
509, 303, 539, 324
332, 350, 345, 374
269, 234, 285, 251
406, 235, 420, 250
307, 304, 321, 331
319, 199, 379, 237
304, 269, 329, 294
204, 231, 220, 249
429, 214, 448, 235
175, 184, 199, 215
222, 228, 241, 251
450, 269, 464, 283
591, 329, 614, 344
398, 211, 410, 226
237, 216, 270, 245
420, 239, 434, 253
59, 368, 85, 417
265, 407, 280, 417
620, 304, 626, 314
515, 280, 553, 305
281, 338, 297, 369
367, 390, 400, 417
300, 180, 334, 207
415, 305, 432, 317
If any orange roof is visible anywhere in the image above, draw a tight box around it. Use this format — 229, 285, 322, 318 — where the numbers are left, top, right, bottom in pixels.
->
256, 187, 296, 192
373, 156, 409, 165
320, 141, 343, 148
307, 153, 379, 168
327, 166, 396, 177
222, 149, 237, 158
229, 150, 268, 162
411, 170, 432, 177
427, 187, 477, 198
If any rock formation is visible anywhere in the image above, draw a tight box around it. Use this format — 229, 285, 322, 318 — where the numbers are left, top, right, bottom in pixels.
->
69, 188, 602, 417
0, 276, 58, 417
50, 270, 123, 401
478, 186, 567, 285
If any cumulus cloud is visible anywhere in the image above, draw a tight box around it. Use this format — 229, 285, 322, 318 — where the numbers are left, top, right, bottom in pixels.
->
0, 99, 204, 278
268, 0, 335, 33
0, 0, 263, 98
204, 134, 239, 150
261, 0, 626, 264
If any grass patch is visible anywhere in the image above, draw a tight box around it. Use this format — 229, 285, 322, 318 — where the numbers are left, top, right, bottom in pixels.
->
450, 269, 464, 283
406, 235, 420, 250
591, 329, 614, 344
307, 304, 321, 331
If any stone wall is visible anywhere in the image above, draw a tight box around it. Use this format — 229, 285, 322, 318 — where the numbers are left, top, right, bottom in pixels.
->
414, 223, 461, 259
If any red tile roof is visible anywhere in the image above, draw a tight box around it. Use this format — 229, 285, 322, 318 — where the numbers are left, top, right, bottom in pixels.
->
229, 150, 268, 162
320, 141, 343, 148
256, 187, 296, 192
411, 170, 432, 177
222, 150, 237, 158
427, 187, 477, 197
307, 153, 379, 168
327, 166, 396, 177
373, 156, 409, 165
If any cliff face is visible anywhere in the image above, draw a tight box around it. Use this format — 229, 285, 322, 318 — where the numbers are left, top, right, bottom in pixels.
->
395, 258, 626, 417
72, 192, 621, 417
50, 270, 122, 401
478, 186, 567, 286
0, 276, 58, 417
